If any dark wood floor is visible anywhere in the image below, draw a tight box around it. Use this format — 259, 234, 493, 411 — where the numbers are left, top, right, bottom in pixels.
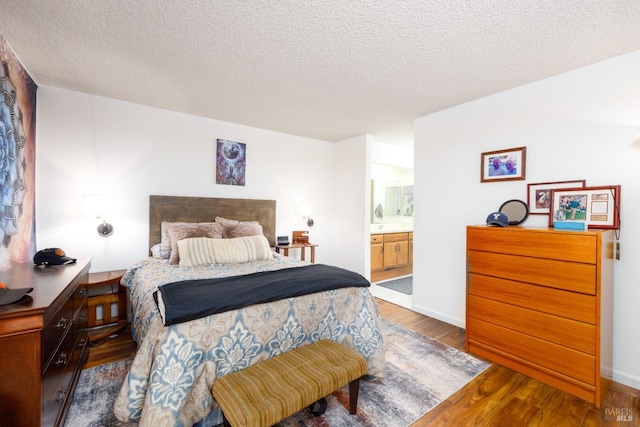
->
86, 298, 639, 426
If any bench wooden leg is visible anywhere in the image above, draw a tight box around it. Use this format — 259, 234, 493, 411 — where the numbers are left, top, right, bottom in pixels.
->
349, 377, 361, 414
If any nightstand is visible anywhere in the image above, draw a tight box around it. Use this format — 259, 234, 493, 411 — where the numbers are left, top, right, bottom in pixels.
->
274, 243, 318, 263
87, 269, 128, 342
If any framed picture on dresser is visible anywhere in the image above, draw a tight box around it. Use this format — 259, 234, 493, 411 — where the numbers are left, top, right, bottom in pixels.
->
527, 180, 586, 215
548, 185, 621, 229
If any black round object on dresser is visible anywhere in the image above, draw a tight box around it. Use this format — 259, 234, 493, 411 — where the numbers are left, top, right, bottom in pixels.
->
499, 199, 529, 225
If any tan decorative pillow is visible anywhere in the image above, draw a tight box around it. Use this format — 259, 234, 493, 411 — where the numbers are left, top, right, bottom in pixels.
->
160, 221, 175, 251
215, 216, 259, 225
161, 221, 217, 251
222, 223, 264, 239
166, 222, 225, 264
178, 235, 273, 266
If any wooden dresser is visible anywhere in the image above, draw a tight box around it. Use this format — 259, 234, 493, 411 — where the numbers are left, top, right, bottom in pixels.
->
0, 259, 91, 426
466, 226, 613, 407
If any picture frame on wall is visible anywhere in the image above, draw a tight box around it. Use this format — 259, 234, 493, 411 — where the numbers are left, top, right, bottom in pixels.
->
215, 139, 246, 186
548, 185, 621, 229
480, 146, 526, 182
527, 180, 586, 215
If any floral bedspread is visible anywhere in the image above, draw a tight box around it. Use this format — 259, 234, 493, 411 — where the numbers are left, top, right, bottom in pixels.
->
113, 255, 385, 426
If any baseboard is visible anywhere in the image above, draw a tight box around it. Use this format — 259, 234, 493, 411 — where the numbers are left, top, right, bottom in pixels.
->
612, 369, 640, 394
410, 303, 465, 329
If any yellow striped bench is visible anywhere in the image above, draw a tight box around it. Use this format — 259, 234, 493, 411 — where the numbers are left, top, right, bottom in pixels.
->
212, 339, 368, 427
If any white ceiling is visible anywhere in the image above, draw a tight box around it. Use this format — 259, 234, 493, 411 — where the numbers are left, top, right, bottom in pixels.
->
2, 1, 640, 147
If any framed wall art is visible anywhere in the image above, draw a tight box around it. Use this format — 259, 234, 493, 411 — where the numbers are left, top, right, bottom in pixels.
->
527, 180, 586, 215
481, 146, 526, 182
215, 139, 246, 186
548, 185, 621, 229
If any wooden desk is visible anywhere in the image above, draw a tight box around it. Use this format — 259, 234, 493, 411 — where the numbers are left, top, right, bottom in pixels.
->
274, 243, 318, 263
87, 269, 128, 342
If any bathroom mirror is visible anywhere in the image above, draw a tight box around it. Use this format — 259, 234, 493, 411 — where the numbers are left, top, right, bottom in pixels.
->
499, 199, 529, 225
370, 164, 414, 223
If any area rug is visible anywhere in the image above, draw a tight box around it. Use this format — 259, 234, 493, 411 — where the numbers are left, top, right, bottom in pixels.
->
376, 276, 413, 295
66, 318, 488, 426
65, 358, 135, 427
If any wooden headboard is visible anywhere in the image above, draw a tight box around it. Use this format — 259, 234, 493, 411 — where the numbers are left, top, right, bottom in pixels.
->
149, 195, 276, 248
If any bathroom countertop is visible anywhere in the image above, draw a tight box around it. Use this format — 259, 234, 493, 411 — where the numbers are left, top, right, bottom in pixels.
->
370, 225, 413, 234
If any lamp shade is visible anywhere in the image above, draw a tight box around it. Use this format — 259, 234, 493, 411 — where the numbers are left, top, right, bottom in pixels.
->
81, 194, 112, 217
295, 202, 311, 217
295, 202, 314, 227
81, 194, 114, 236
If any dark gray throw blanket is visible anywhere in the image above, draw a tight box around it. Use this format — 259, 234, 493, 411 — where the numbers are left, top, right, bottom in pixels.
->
153, 264, 370, 326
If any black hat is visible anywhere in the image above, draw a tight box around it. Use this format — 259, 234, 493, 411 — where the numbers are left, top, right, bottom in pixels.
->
0, 286, 33, 305
33, 248, 77, 265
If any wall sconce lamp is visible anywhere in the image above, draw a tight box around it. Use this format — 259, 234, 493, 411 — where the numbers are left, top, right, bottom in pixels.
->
304, 215, 314, 227
295, 202, 314, 227
81, 194, 114, 237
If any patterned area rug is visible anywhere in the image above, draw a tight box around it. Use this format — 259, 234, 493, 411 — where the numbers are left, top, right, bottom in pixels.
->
66, 319, 488, 426
376, 276, 413, 295
65, 358, 136, 427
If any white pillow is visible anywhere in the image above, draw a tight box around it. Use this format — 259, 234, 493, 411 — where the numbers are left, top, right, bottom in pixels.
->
178, 235, 273, 267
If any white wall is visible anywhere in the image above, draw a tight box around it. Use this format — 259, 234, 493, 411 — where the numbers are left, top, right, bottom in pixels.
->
371, 140, 413, 169
35, 87, 345, 272
413, 50, 640, 389
331, 134, 371, 276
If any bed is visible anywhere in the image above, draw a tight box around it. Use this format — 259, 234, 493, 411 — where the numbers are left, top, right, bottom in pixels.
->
113, 196, 386, 426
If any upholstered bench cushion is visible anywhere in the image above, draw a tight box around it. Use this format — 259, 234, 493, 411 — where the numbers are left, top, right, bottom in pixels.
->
212, 339, 367, 427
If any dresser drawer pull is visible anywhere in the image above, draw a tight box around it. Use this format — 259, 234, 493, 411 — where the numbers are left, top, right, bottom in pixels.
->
55, 317, 68, 329
79, 287, 87, 296
54, 352, 68, 366
56, 386, 67, 403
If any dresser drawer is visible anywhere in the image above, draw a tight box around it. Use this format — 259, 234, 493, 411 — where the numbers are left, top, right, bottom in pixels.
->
467, 317, 595, 386
468, 273, 596, 323
467, 251, 596, 295
73, 281, 88, 314
72, 305, 89, 367
42, 297, 74, 369
467, 227, 597, 264
468, 295, 595, 354
42, 327, 75, 426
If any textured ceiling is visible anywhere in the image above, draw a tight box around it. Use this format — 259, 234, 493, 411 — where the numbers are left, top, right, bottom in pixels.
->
2, 1, 640, 146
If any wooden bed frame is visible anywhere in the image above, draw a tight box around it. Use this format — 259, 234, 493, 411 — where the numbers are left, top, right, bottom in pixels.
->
149, 195, 277, 248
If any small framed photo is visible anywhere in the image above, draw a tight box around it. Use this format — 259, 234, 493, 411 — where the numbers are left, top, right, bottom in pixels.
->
481, 147, 526, 182
548, 185, 621, 229
527, 180, 586, 215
